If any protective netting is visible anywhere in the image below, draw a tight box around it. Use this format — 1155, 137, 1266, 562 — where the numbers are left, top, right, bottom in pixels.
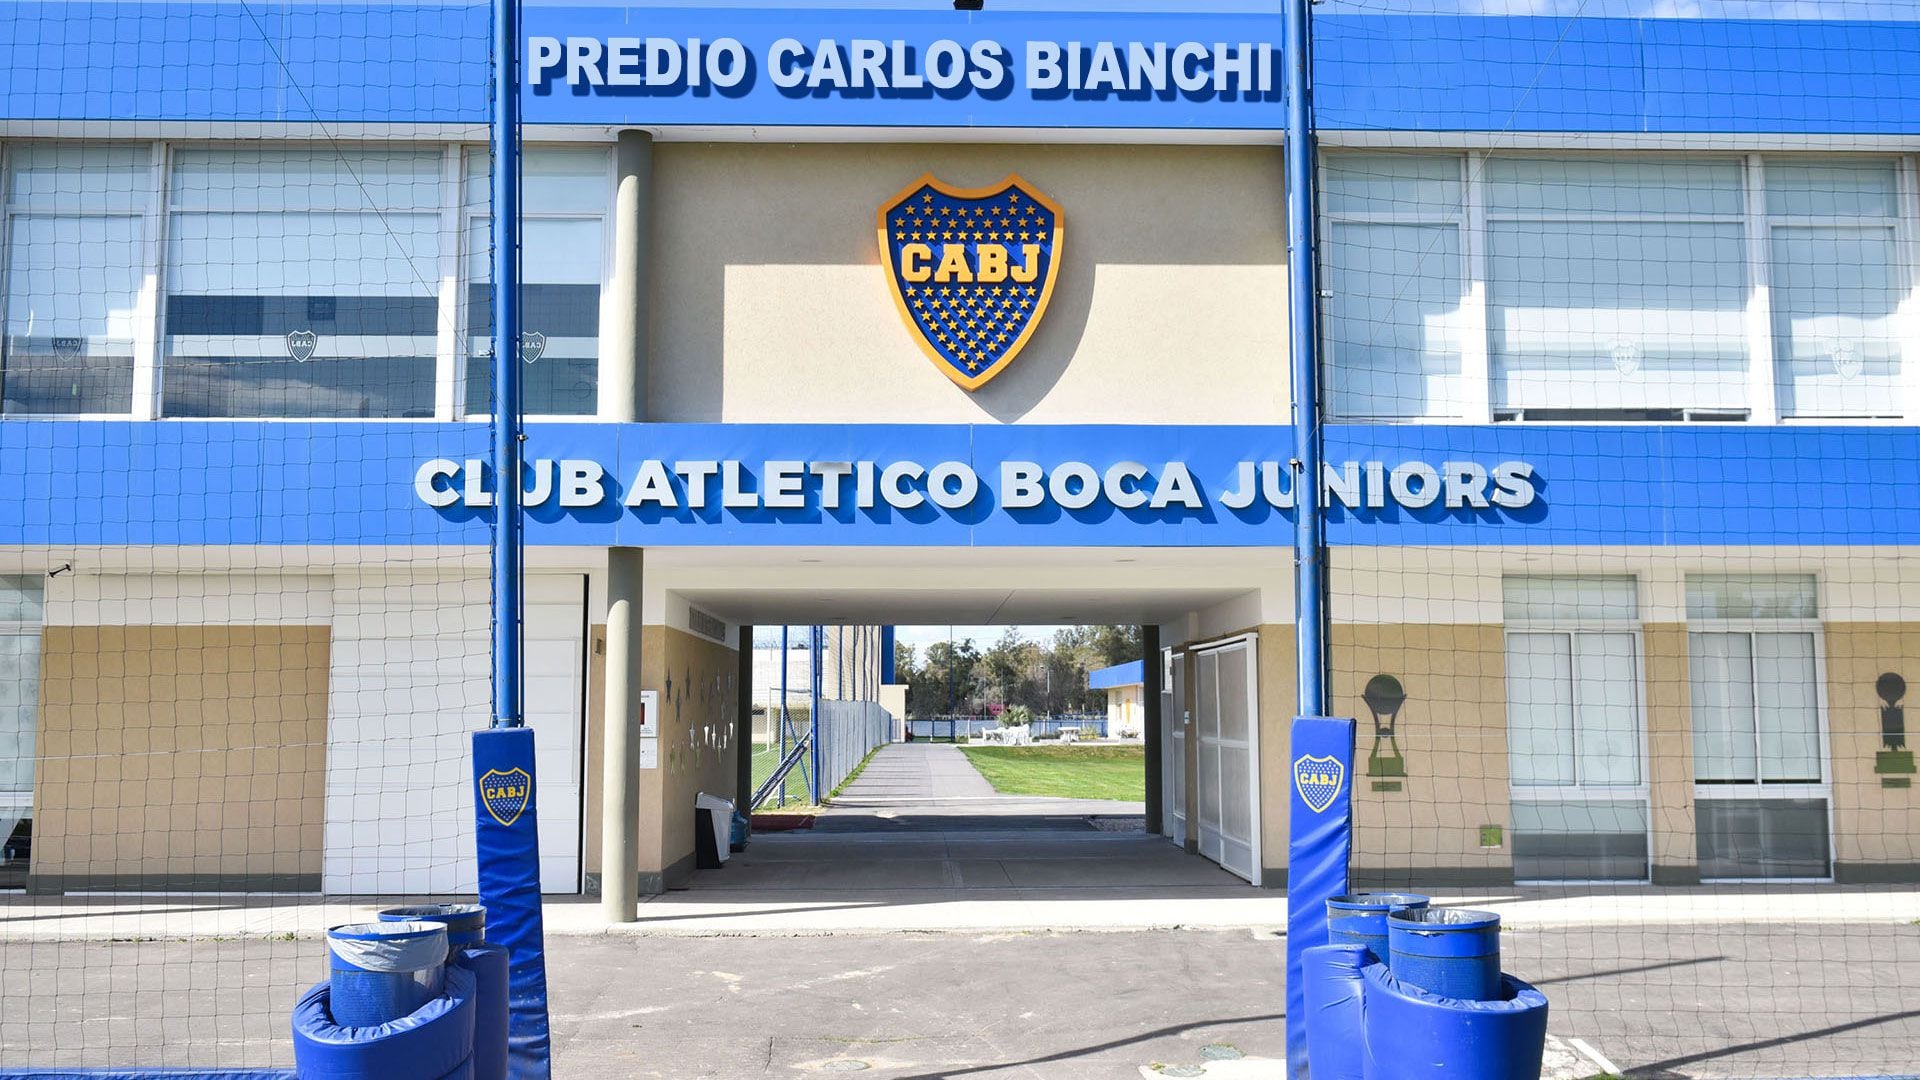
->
0, 4, 515, 1069
749, 625, 888, 806
3, 0, 1918, 1076
1319, 132, 1918, 1080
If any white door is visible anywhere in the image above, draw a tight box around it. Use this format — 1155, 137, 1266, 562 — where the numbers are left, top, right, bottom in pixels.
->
1163, 648, 1187, 846
1193, 637, 1260, 884
523, 577, 587, 893
324, 574, 586, 895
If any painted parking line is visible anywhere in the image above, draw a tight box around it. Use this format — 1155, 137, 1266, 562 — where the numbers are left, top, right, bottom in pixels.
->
1567, 1037, 1622, 1077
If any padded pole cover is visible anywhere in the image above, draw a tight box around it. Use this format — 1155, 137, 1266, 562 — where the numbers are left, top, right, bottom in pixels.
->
1358, 962, 1550, 1080
1301, 944, 1369, 1080
292, 965, 478, 1080
1285, 716, 1356, 1078
473, 727, 552, 1078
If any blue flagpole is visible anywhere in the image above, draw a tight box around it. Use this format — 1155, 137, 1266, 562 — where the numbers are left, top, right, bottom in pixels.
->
473, 0, 554, 1073
490, 0, 522, 733
1284, 0, 1341, 1074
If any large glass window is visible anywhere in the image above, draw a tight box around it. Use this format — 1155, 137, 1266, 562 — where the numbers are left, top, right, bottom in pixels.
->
1767, 161, 1905, 418
462, 148, 608, 417
0, 576, 43, 889
1323, 155, 1468, 420
2, 144, 147, 415
1503, 576, 1649, 881
1687, 573, 1830, 879
1487, 158, 1750, 419
163, 147, 443, 418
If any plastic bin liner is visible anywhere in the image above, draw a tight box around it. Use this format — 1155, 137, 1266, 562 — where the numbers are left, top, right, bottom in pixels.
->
1387, 908, 1501, 1002
1359, 962, 1549, 1080
1302, 943, 1369, 1080
695, 793, 733, 865
293, 965, 478, 1080
380, 904, 487, 954
1326, 893, 1430, 966
327, 922, 448, 1027
454, 942, 512, 1080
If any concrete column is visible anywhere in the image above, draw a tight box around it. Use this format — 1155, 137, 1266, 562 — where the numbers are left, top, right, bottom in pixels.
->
599, 129, 653, 422
598, 129, 654, 922
1143, 625, 1163, 836
601, 548, 644, 921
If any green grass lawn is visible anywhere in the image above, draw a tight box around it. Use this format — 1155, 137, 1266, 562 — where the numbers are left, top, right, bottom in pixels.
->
957, 744, 1146, 802
750, 742, 817, 808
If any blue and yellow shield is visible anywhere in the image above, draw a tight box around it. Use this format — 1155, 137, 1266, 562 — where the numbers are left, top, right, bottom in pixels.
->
479, 767, 532, 827
878, 174, 1064, 391
1293, 754, 1345, 815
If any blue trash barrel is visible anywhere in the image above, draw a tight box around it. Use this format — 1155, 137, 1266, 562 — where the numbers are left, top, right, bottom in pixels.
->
1388, 908, 1502, 1002
380, 903, 487, 955
1326, 892, 1430, 964
328, 921, 449, 1027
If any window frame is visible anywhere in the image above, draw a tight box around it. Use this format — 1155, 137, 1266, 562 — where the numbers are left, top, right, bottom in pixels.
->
155, 139, 453, 423
1760, 153, 1913, 422
0, 141, 165, 420
456, 144, 616, 423
1685, 609, 1836, 884
1318, 151, 1477, 423
1316, 147, 1920, 426
0, 576, 44, 890
1503, 611, 1654, 885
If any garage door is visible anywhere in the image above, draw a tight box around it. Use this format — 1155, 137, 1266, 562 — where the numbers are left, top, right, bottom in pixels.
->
323, 574, 586, 895
1193, 636, 1260, 885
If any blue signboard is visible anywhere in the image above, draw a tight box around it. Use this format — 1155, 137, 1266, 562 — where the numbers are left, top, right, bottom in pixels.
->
521, 6, 1283, 128
0, 421, 1913, 549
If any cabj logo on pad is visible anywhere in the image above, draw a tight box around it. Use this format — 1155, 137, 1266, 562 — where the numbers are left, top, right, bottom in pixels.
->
878, 174, 1063, 391
1293, 754, 1345, 815
479, 767, 532, 827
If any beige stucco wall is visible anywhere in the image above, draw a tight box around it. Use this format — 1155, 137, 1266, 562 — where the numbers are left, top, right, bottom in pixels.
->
31, 624, 329, 887
635, 624, 741, 891
1332, 624, 1512, 883
1822, 623, 1919, 873
648, 142, 1288, 424
1644, 624, 1698, 879
1105, 684, 1144, 737
1256, 625, 1297, 882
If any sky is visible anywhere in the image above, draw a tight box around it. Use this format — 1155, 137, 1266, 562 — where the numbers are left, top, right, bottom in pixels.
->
748, 624, 1066, 650
891, 624, 1065, 652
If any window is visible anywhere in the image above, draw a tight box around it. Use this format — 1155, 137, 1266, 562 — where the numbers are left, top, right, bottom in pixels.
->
1323, 155, 1468, 420
2, 144, 147, 415
1767, 161, 1905, 418
1687, 573, 1830, 879
1321, 152, 1915, 424
462, 148, 608, 417
163, 147, 443, 418
1487, 158, 1749, 419
0, 576, 43, 889
1503, 576, 1649, 881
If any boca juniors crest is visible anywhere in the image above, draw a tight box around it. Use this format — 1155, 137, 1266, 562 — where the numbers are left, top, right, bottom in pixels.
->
1293, 754, 1345, 815
878, 174, 1063, 391
479, 767, 532, 827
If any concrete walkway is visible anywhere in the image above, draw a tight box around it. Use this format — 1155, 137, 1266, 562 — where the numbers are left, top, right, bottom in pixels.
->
663, 741, 1245, 910
815, 740, 1149, 831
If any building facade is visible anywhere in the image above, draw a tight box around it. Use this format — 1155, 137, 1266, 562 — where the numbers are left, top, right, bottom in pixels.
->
1, 3, 1917, 897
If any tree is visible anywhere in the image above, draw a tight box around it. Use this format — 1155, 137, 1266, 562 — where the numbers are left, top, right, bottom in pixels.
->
906, 637, 983, 716
895, 626, 1144, 718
